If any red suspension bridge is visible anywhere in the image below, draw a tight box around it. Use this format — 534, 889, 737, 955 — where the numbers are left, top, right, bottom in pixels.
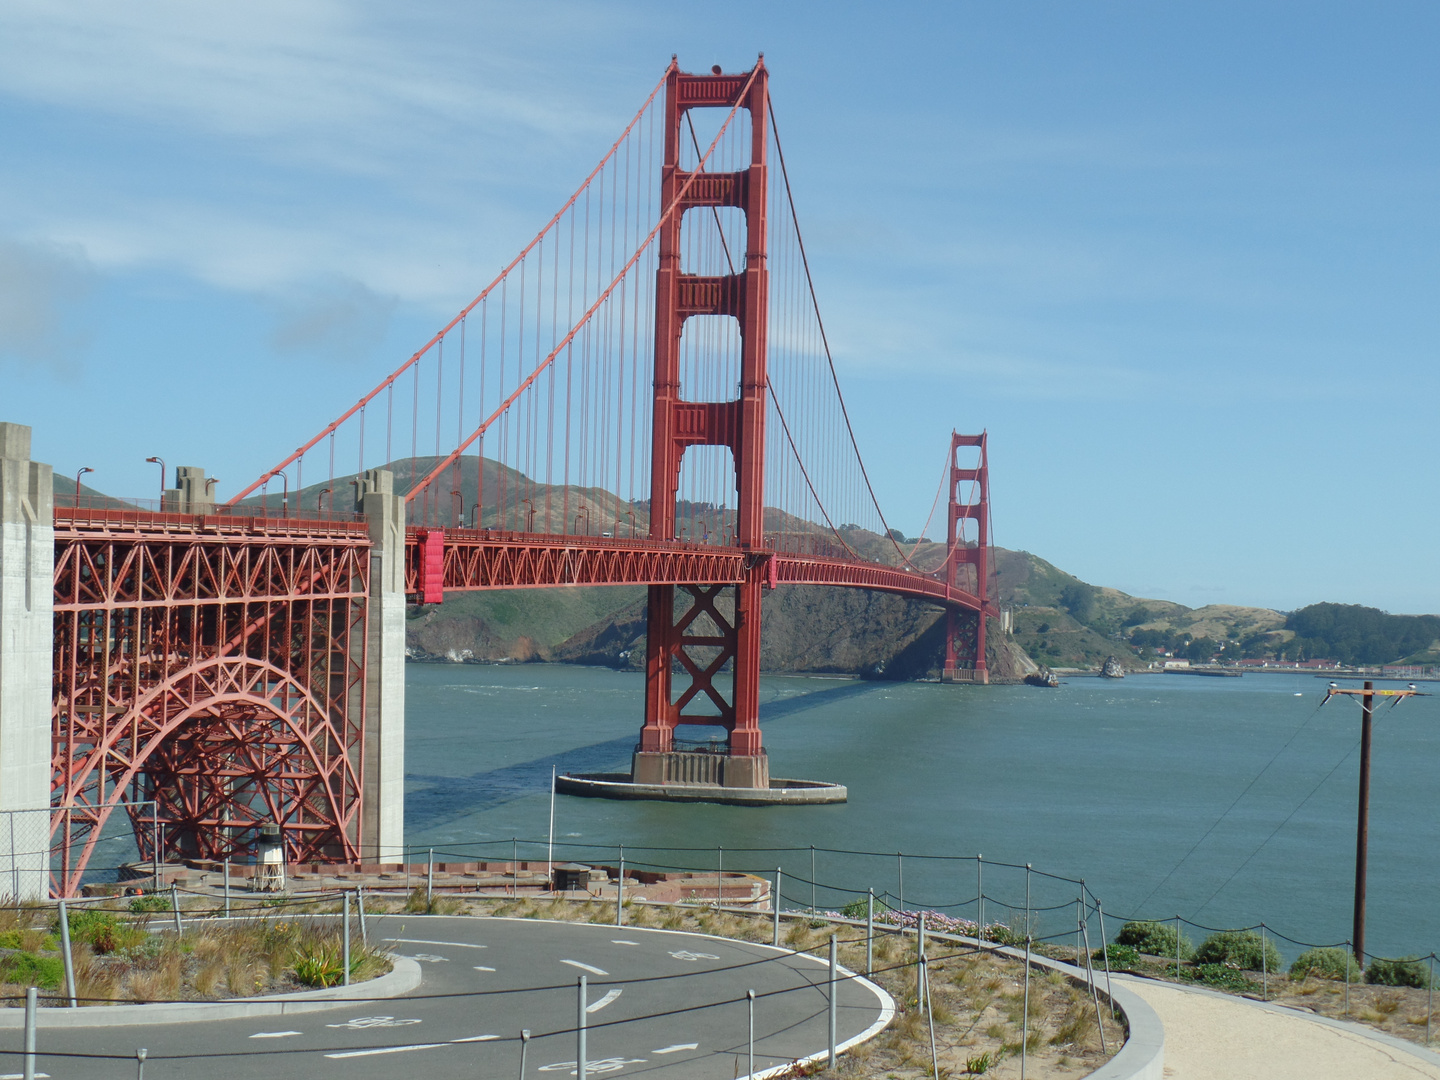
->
4, 58, 995, 897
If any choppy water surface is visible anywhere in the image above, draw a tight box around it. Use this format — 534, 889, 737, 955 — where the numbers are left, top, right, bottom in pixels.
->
404, 664, 1440, 958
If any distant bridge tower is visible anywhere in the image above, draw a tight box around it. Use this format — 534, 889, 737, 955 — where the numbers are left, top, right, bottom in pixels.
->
636, 60, 771, 788
943, 431, 991, 684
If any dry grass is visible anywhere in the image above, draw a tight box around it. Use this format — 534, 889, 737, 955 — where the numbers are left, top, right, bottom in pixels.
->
435, 895, 1124, 1079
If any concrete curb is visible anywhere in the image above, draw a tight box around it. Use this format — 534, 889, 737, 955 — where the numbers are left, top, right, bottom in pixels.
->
0, 956, 422, 1028
1117, 972, 1440, 1070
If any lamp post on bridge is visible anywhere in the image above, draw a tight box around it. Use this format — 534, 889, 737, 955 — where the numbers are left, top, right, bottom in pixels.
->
318, 487, 333, 514
145, 456, 166, 503
1323, 679, 1426, 967
521, 498, 537, 533
74, 467, 93, 505
575, 507, 590, 536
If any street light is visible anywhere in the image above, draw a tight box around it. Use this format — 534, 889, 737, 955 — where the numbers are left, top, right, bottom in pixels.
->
575, 507, 590, 536
145, 457, 166, 503
318, 487, 333, 513
521, 498, 537, 533
74, 467, 93, 504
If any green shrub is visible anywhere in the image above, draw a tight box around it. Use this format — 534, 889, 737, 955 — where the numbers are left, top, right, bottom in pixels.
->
129, 894, 170, 913
838, 898, 870, 919
1189, 963, 1255, 992
1116, 920, 1193, 959
1366, 956, 1431, 988
1193, 930, 1281, 973
0, 952, 64, 990
1290, 947, 1360, 982
1093, 943, 1141, 969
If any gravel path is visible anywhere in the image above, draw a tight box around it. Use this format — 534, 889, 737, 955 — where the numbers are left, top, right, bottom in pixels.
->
1118, 975, 1440, 1080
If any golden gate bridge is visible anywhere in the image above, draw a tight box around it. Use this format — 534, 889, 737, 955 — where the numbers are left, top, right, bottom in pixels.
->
1, 58, 994, 897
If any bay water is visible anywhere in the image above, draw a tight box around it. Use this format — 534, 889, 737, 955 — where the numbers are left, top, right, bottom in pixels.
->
404, 663, 1440, 961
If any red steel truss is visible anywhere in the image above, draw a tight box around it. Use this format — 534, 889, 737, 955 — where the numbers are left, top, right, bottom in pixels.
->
51, 506, 370, 896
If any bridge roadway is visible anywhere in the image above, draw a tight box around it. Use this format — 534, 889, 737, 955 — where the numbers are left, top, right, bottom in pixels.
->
25, 916, 893, 1080
405, 527, 986, 611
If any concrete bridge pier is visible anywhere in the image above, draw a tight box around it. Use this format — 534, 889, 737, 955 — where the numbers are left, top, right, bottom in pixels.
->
361, 468, 406, 863
0, 423, 53, 899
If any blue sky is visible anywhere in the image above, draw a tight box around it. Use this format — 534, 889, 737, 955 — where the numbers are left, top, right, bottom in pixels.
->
2, 1, 1435, 613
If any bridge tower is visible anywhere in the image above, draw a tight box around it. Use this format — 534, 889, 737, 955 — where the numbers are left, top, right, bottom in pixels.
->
636, 60, 771, 789
943, 431, 991, 684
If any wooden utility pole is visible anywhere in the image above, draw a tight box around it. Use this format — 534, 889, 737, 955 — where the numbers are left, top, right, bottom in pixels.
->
1324, 680, 1424, 967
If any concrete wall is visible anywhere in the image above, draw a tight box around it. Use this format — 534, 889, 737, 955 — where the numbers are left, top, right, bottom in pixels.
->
0, 422, 53, 898
361, 469, 405, 861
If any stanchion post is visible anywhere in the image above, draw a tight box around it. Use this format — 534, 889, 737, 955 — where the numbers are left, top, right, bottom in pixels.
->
616, 847, 625, 927
1075, 895, 1082, 968
977, 854, 984, 931
917, 911, 927, 1007
866, 889, 874, 977
1098, 900, 1114, 1015
828, 934, 838, 1068
23, 985, 36, 1080
135, 1047, 147, 1080
773, 869, 781, 947
1174, 915, 1181, 978
223, 859, 230, 917
1022, 937, 1031, 1080
171, 884, 182, 936
518, 1029, 530, 1080
747, 988, 755, 1079
1079, 895, 1107, 1054
898, 852, 904, 915
717, 845, 723, 908
1024, 864, 1032, 940
810, 846, 816, 912
577, 975, 588, 1080
358, 884, 368, 946
1261, 924, 1267, 1000
923, 953, 938, 1080
1428, 955, 1434, 1046
427, 848, 434, 908
57, 899, 77, 1008
1345, 944, 1351, 1014
343, 891, 352, 987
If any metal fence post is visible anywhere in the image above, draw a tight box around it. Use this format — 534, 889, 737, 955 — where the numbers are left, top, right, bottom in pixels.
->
1098, 900, 1114, 1014
57, 899, 77, 1008
518, 1029, 530, 1080
866, 889, 874, 977
977, 854, 984, 932
223, 859, 230, 918
1345, 944, 1351, 1014
1261, 924, 1268, 1000
923, 952, 938, 1080
810, 846, 816, 912
426, 847, 434, 907
616, 847, 625, 927
897, 852, 904, 915
747, 988, 755, 1079
1175, 915, 1182, 977
135, 1048, 147, 1080
1428, 955, 1434, 1046
343, 891, 352, 987
577, 975, 588, 1080
828, 934, 838, 1068
23, 985, 36, 1080
717, 846, 723, 908
1079, 896, 1106, 1054
1024, 863, 1032, 940
358, 884, 368, 946
772, 869, 781, 947
171, 884, 182, 936
1075, 896, 1082, 968
1022, 937, 1031, 1080
916, 911, 927, 1007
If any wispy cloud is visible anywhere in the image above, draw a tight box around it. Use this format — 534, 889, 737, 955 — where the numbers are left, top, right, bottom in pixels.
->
0, 237, 94, 373
268, 277, 398, 362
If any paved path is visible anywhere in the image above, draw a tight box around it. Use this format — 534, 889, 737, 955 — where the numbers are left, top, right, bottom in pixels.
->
1118, 975, 1440, 1080
14, 915, 891, 1080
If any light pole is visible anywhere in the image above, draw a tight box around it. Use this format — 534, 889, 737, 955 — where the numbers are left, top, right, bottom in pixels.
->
521, 498, 537, 533
319, 487, 333, 513
145, 457, 166, 502
74, 467, 93, 504
1324, 680, 1425, 966
575, 507, 590, 536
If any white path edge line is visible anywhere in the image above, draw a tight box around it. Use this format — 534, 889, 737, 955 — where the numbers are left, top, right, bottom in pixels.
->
386, 938, 488, 949
560, 959, 609, 976
325, 1043, 447, 1059
652, 1043, 698, 1054
586, 988, 622, 1013
250, 1030, 303, 1038
474, 965, 497, 972
452, 1035, 501, 1043
611, 940, 640, 945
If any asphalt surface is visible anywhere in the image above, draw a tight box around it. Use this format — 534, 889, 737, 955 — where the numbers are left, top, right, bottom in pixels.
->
9, 915, 894, 1080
